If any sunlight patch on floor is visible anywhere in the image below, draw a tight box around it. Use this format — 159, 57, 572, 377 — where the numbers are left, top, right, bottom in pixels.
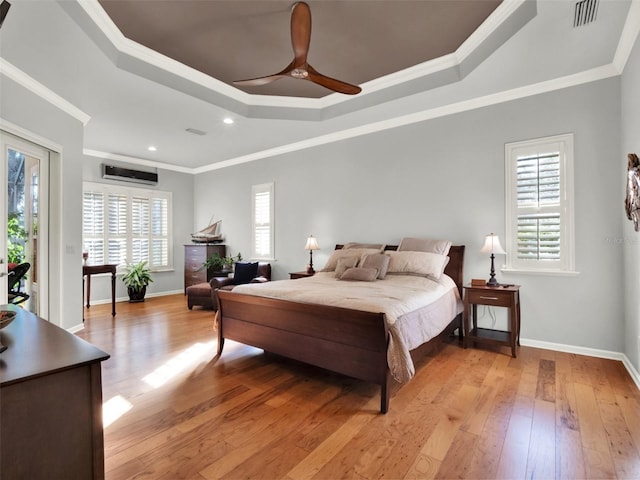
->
103, 395, 133, 428
142, 341, 215, 388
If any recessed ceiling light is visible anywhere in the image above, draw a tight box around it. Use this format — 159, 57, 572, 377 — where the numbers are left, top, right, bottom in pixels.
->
223, 118, 234, 125
148, 146, 157, 151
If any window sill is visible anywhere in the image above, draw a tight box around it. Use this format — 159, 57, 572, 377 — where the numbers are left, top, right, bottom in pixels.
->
501, 268, 580, 277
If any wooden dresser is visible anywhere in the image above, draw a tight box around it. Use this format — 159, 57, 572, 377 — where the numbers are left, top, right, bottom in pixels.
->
0, 305, 110, 479
184, 243, 226, 293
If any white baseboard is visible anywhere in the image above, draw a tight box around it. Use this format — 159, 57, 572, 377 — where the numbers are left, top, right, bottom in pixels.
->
68, 290, 185, 333
67, 313, 640, 392
521, 337, 640, 391
68, 323, 85, 334
87, 289, 184, 305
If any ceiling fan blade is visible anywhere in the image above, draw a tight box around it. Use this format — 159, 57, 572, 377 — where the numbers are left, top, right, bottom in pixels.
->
0, 1, 11, 29
291, 2, 311, 66
233, 61, 295, 87
233, 75, 284, 87
307, 65, 361, 95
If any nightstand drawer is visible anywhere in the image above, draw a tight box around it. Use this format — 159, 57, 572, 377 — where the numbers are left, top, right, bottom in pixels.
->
465, 289, 512, 307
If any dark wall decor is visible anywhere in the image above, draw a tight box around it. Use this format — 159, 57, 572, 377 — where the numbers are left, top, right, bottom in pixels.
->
625, 153, 640, 232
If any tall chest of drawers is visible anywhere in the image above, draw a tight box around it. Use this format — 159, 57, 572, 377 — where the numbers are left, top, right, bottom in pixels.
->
184, 244, 226, 293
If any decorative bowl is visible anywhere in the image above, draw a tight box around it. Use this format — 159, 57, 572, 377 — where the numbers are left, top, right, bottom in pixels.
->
0, 310, 17, 329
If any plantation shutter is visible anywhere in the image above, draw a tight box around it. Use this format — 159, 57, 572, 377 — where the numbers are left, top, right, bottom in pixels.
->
107, 193, 127, 266
131, 196, 150, 264
150, 197, 169, 268
516, 153, 561, 260
82, 191, 105, 264
82, 182, 173, 271
252, 183, 274, 259
505, 134, 575, 273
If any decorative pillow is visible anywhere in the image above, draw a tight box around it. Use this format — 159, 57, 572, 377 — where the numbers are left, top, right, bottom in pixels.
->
233, 262, 259, 285
335, 256, 359, 278
361, 253, 390, 279
398, 237, 452, 256
340, 267, 379, 282
387, 251, 449, 279
343, 242, 385, 251
321, 248, 382, 272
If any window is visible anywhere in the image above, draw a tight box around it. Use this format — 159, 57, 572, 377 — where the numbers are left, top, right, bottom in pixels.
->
82, 182, 172, 270
251, 182, 274, 259
505, 134, 575, 273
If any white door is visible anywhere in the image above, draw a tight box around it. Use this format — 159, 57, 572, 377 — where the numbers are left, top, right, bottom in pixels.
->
1, 131, 49, 317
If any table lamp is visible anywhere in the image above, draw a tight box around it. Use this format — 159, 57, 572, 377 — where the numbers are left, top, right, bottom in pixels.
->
304, 235, 319, 274
480, 233, 506, 286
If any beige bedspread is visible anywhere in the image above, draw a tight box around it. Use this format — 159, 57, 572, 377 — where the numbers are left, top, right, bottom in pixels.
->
231, 272, 463, 382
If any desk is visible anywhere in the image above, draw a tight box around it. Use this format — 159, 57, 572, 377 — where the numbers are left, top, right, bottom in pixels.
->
83, 264, 117, 318
0, 304, 110, 478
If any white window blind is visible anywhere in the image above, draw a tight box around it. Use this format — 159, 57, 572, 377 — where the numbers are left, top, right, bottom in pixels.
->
251, 183, 274, 259
82, 191, 105, 265
82, 182, 173, 270
505, 134, 575, 273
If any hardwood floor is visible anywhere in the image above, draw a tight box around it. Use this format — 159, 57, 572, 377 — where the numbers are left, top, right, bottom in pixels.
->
77, 294, 640, 479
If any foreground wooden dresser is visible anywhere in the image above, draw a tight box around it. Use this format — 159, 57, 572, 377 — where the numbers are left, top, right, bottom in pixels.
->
0, 305, 110, 479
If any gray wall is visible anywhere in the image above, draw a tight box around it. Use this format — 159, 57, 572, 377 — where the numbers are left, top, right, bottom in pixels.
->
1, 76, 85, 330
193, 77, 624, 354
622, 35, 640, 372
81, 157, 194, 302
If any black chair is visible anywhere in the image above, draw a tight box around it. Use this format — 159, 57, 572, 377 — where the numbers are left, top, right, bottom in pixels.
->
8, 262, 30, 305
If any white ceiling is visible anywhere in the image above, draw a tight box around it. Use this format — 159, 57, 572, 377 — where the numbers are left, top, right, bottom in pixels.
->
0, 0, 635, 173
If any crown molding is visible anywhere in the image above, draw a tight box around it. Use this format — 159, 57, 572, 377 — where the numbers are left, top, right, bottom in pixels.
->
83, 149, 193, 174
0, 58, 91, 125
613, 0, 640, 73
193, 62, 620, 173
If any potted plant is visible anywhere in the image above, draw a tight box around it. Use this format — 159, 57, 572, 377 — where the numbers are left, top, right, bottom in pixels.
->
122, 261, 153, 302
222, 252, 242, 272
200, 252, 242, 274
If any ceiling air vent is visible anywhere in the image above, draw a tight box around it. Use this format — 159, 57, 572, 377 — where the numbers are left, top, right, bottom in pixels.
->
574, 0, 598, 27
185, 128, 207, 136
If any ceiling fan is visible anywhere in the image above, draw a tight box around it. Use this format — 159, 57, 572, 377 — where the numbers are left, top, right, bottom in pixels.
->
233, 2, 361, 95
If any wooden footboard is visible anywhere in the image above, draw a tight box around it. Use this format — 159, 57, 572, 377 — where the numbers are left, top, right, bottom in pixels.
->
215, 290, 392, 413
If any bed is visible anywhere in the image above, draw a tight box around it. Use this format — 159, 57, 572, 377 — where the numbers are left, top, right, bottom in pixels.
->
215, 243, 465, 413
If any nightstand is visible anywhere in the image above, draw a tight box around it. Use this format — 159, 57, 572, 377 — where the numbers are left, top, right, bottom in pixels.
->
463, 284, 521, 357
289, 271, 314, 279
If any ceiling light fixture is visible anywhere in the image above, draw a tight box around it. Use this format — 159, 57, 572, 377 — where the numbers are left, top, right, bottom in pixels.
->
223, 118, 234, 125
148, 146, 157, 151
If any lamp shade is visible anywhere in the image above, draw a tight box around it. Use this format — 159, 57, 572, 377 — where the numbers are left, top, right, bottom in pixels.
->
480, 233, 506, 255
304, 235, 319, 251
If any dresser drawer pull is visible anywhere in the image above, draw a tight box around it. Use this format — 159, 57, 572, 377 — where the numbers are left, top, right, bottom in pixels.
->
479, 296, 499, 301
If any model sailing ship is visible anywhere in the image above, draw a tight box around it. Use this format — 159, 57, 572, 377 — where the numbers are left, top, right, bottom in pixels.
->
191, 218, 224, 243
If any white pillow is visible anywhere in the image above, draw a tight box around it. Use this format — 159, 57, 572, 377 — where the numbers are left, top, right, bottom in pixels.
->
398, 237, 452, 256
321, 248, 382, 272
387, 251, 449, 279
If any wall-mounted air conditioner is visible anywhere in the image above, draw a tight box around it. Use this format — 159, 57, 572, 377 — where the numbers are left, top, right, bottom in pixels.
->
102, 164, 158, 185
